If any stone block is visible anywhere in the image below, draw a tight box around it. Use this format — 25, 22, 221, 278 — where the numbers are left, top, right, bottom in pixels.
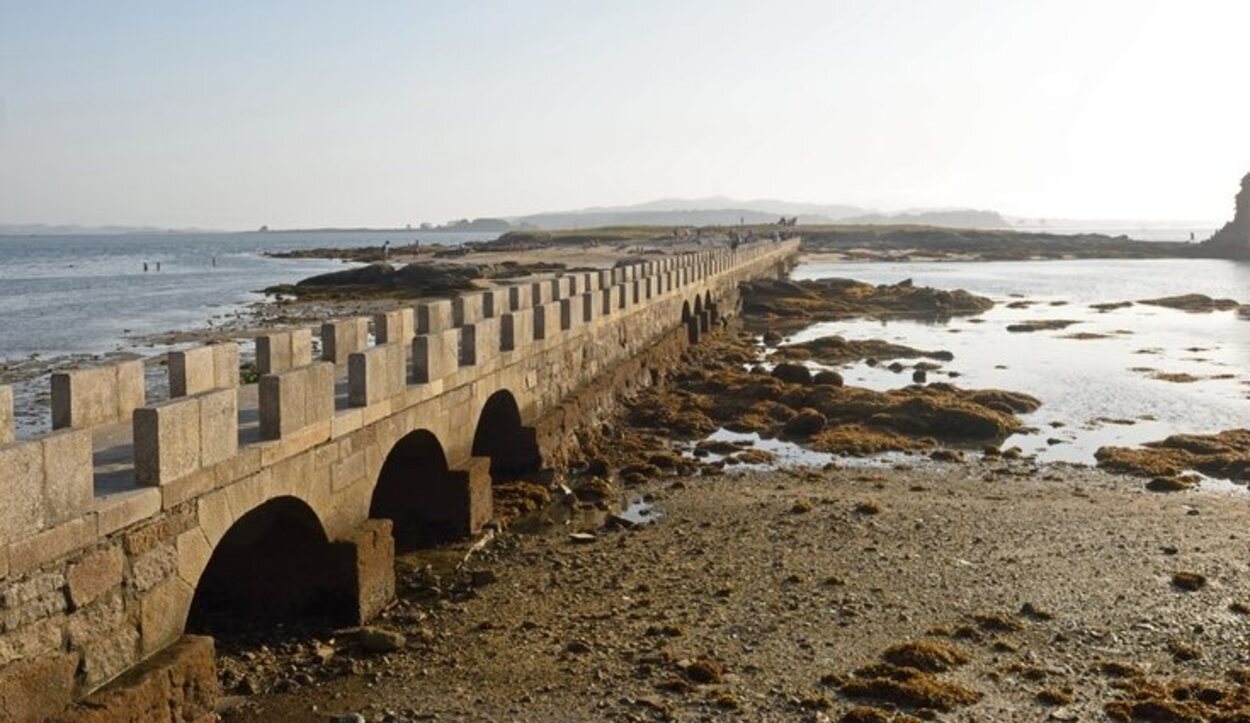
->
451, 293, 484, 326
481, 290, 499, 319
79, 620, 138, 689
533, 303, 548, 340
599, 288, 613, 316
169, 342, 237, 398
413, 329, 458, 384
175, 528, 211, 588
373, 308, 415, 345
321, 317, 369, 364
51, 360, 144, 430
500, 309, 534, 352
168, 347, 212, 398
41, 428, 93, 527
138, 576, 192, 655
582, 272, 599, 292
0, 441, 45, 546
259, 362, 333, 440
94, 487, 161, 537
581, 292, 597, 323
256, 328, 313, 375
197, 388, 238, 468
0, 651, 79, 723
67, 545, 124, 609
559, 299, 575, 331
530, 280, 552, 306
8, 515, 96, 576
507, 284, 531, 311
331, 518, 395, 625
416, 299, 453, 334
52, 635, 219, 723
134, 396, 201, 486
0, 385, 13, 445
348, 343, 407, 407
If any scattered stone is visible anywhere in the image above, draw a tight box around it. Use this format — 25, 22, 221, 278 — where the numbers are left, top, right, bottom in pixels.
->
1171, 571, 1207, 592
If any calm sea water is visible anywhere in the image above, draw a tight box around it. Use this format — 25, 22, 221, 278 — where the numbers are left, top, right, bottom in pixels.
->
789, 258, 1250, 464
0, 230, 496, 361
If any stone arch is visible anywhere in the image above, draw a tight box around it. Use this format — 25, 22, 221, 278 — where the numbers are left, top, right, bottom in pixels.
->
693, 294, 703, 316
681, 300, 692, 323
186, 496, 355, 635
370, 429, 467, 549
472, 389, 541, 479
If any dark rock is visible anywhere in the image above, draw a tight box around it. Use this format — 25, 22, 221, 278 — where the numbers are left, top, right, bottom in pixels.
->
813, 370, 844, 387
771, 362, 812, 384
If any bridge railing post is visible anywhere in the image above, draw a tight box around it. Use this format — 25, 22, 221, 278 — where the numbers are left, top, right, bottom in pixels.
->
416, 299, 453, 335
51, 360, 145, 431
500, 309, 534, 353
412, 328, 459, 383
373, 308, 415, 346
134, 387, 238, 486
256, 328, 313, 375
169, 342, 239, 398
259, 361, 334, 440
348, 343, 407, 407
321, 318, 369, 364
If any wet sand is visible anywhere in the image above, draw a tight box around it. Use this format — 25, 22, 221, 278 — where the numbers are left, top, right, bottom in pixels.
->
222, 459, 1250, 722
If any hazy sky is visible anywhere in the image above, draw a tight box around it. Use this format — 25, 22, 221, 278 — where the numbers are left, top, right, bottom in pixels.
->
1, 1, 1247, 229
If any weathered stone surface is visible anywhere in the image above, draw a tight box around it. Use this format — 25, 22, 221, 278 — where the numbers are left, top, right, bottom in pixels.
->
134, 396, 201, 486
0, 571, 66, 632
0, 651, 78, 723
51, 635, 219, 723
139, 577, 192, 655
196, 388, 238, 468
0, 613, 65, 668
259, 362, 334, 440
96, 488, 162, 538
122, 505, 196, 557
416, 299, 453, 334
51, 360, 144, 430
8, 516, 96, 576
321, 317, 369, 364
66, 589, 124, 648
41, 428, 94, 527
333, 519, 394, 625
130, 543, 178, 593
256, 328, 313, 375
348, 343, 406, 407
0, 441, 44, 545
66, 546, 124, 609
373, 308, 415, 345
79, 621, 139, 690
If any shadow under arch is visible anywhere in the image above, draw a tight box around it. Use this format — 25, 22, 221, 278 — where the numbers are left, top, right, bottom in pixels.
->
186, 496, 354, 635
693, 294, 703, 317
472, 389, 541, 479
681, 300, 692, 323
370, 429, 471, 550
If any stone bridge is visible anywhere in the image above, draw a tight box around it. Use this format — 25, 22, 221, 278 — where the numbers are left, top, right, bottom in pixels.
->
0, 238, 798, 720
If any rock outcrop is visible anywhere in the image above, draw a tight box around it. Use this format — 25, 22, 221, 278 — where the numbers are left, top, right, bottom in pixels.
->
1204, 172, 1250, 258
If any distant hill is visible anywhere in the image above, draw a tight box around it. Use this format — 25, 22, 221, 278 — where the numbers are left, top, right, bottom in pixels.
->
839, 209, 1008, 230
508, 199, 1008, 230
0, 223, 214, 236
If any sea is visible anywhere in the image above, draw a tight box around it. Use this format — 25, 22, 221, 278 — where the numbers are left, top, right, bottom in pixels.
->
786, 256, 1250, 467
0, 230, 496, 362
2, 226, 1245, 467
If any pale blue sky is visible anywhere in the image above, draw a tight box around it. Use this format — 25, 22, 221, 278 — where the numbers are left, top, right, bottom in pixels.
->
1, 1, 1247, 228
